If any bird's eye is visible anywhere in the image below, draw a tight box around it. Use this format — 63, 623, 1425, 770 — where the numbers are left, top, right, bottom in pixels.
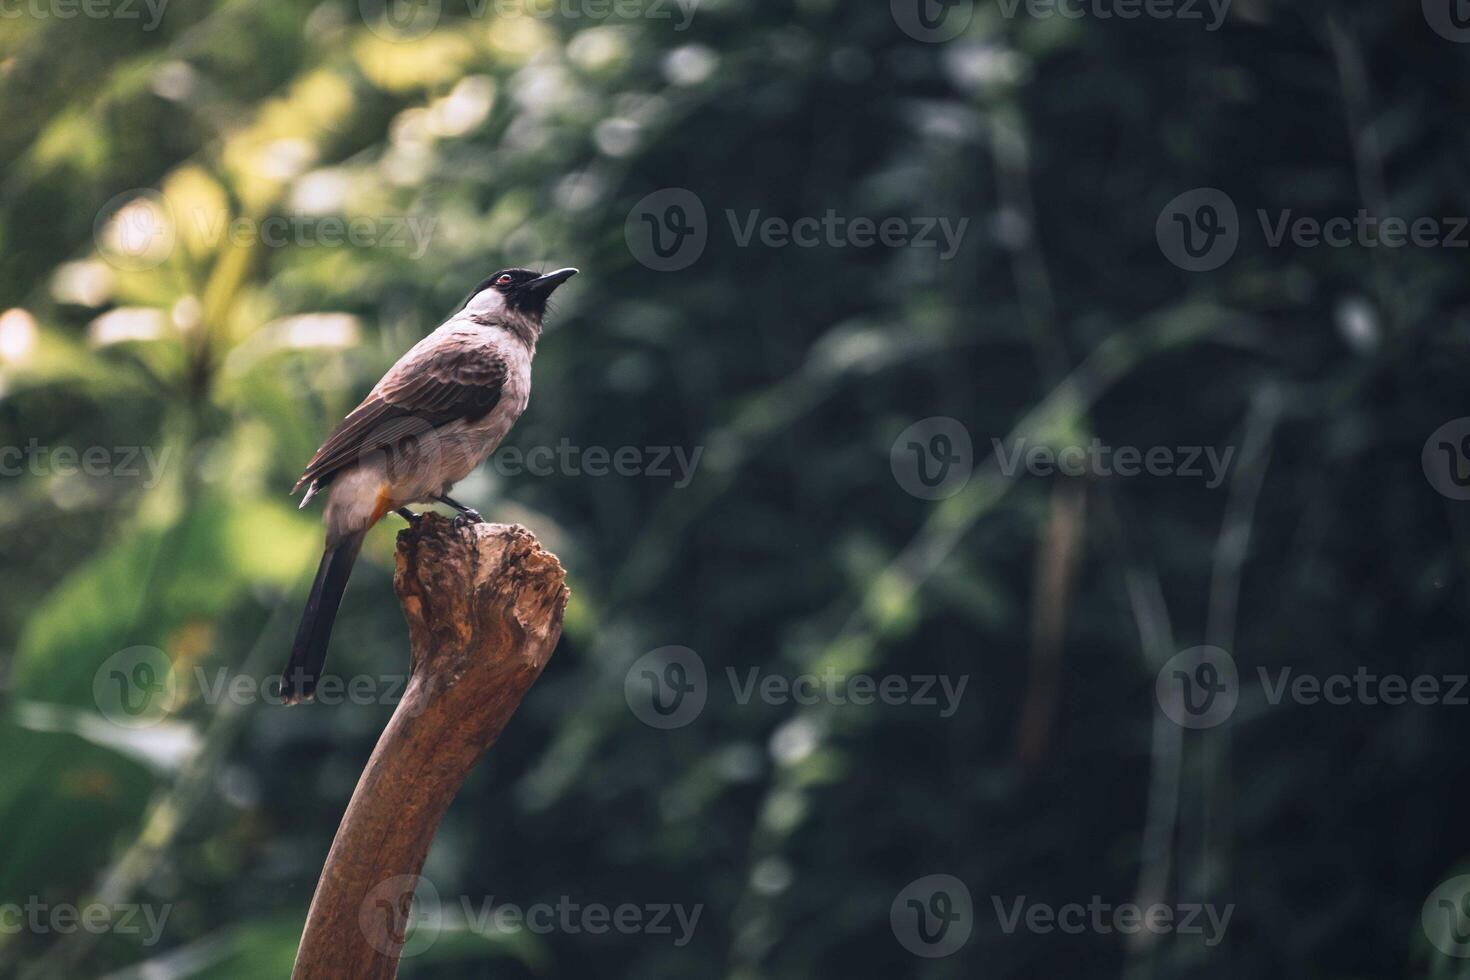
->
495, 274, 514, 287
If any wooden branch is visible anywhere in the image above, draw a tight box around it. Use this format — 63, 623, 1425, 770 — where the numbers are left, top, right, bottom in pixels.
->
291, 515, 568, 980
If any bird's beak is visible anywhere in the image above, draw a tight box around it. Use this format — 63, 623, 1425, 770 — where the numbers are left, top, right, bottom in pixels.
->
525, 268, 578, 293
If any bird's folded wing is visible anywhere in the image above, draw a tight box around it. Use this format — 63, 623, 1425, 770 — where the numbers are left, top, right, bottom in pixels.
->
292, 341, 508, 493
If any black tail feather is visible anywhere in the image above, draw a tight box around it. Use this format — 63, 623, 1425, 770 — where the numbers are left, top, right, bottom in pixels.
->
280, 531, 366, 705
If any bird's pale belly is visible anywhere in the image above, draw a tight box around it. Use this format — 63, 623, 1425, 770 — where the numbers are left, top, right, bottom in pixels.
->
322, 396, 526, 540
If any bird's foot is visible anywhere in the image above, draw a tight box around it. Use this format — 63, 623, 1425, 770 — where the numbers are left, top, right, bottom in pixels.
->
452, 509, 483, 529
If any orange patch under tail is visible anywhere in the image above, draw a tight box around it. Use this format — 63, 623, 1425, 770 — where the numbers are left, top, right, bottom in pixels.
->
368, 485, 394, 527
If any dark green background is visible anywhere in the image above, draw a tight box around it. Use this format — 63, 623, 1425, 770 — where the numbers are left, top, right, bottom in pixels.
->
1, 0, 1469, 976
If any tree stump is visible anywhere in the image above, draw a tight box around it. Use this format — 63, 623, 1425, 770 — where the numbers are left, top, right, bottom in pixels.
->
291, 515, 568, 979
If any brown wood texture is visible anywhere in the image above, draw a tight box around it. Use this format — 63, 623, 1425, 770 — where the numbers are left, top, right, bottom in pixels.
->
291, 515, 568, 979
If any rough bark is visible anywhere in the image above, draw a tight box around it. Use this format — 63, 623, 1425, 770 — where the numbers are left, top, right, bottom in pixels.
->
291, 515, 568, 979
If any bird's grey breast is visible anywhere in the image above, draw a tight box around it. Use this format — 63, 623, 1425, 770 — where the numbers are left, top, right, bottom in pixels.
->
434, 324, 532, 488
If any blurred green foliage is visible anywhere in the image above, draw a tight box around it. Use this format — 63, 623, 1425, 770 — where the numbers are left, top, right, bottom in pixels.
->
1, 0, 1470, 977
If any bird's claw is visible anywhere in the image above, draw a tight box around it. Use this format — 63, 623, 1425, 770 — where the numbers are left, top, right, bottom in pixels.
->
452, 509, 483, 528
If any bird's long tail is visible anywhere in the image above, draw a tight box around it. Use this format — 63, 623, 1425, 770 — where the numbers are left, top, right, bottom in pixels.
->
280, 530, 366, 705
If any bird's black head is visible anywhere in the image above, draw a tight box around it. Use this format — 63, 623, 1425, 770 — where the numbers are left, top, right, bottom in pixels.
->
469, 267, 578, 318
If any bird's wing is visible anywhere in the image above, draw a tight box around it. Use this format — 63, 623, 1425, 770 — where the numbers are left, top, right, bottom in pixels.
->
292, 334, 508, 494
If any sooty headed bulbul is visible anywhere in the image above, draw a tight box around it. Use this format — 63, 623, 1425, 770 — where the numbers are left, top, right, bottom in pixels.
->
279, 266, 577, 705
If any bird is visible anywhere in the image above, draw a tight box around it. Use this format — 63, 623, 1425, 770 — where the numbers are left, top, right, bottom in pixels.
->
278, 266, 577, 705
